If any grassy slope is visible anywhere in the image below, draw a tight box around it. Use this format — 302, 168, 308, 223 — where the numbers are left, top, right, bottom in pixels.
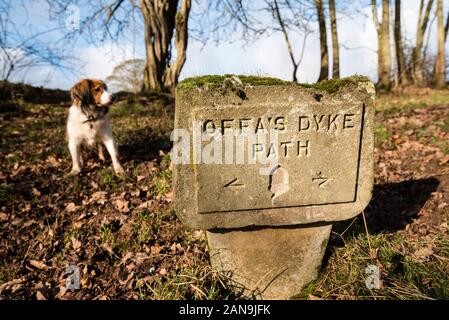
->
304, 89, 449, 300
0, 88, 448, 300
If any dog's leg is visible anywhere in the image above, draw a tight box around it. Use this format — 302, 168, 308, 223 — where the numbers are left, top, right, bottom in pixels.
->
68, 139, 82, 174
97, 143, 106, 162
102, 135, 124, 175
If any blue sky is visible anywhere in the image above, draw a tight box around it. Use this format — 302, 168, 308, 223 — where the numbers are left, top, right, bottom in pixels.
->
2, 0, 448, 90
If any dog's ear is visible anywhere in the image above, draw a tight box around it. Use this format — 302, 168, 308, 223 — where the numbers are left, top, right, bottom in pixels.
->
70, 79, 92, 107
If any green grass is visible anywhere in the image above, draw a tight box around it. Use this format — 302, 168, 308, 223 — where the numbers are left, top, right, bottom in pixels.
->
0, 183, 13, 203
100, 225, 119, 249
299, 216, 449, 300
98, 167, 117, 186
150, 170, 171, 198
374, 123, 391, 147
137, 264, 232, 300
376, 89, 449, 116
438, 114, 449, 133
429, 92, 449, 105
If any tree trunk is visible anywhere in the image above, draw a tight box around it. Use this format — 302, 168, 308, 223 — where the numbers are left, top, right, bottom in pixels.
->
141, 0, 191, 93
316, 0, 329, 81
164, 0, 191, 91
445, 11, 449, 42
435, 0, 446, 88
329, 0, 340, 78
378, 0, 391, 89
394, 0, 409, 85
412, 0, 434, 86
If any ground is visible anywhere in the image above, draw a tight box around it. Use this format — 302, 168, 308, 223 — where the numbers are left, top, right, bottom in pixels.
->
0, 86, 448, 300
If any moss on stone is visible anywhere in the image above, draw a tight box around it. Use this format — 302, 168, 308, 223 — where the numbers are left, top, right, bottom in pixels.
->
177, 74, 372, 94
177, 74, 290, 90
299, 75, 372, 94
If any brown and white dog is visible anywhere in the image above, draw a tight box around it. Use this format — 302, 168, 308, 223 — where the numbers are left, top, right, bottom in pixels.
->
67, 79, 124, 175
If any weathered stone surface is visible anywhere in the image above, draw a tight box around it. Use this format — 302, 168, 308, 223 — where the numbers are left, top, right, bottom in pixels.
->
207, 224, 332, 300
173, 75, 375, 230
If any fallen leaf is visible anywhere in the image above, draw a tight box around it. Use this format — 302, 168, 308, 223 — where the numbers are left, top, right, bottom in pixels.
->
192, 230, 204, 239
369, 248, 379, 260
438, 155, 449, 165
90, 191, 108, 204
0, 277, 27, 293
30, 260, 49, 270
0, 212, 8, 222
71, 237, 81, 251
114, 198, 130, 213
90, 181, 99, 189
150, 245, 162, 255
46, 156, 61, 167
140, 275, 154, 284
164, 191, 173, 203
119, 271, 135, 290
31, 188, 41, 197
102, 243, 114, 255
120, 252, 134, 265
137, 200, 153, 209
23, 219, 37, 228
22, 203, 31, 212
77, 213, 88, 221
437, 202, 448, 210
36, 291, 46, 300
413, 247, 433, 262
65, 202, 78, 213
73, 220, 85, 229
131, 190, 140, 197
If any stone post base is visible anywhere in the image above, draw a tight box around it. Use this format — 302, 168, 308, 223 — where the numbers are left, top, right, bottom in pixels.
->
207, 224, 332, 300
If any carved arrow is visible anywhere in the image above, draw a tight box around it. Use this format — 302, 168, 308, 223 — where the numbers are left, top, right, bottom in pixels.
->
312, 172, 330, 188
224, 178, 244, 188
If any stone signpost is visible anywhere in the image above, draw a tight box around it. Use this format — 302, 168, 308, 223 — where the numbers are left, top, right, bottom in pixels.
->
172, 75, 375, 299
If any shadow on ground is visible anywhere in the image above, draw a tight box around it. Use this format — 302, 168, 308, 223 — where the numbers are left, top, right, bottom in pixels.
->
324, 177, 440, 259
118, 127, 172, 162
363, 177, 440, 233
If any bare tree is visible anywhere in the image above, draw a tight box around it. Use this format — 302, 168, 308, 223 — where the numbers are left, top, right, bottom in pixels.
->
316, 0, 328, 81
49, 0, 191, 93
411, 0, 434, 86
105, 59, 145, 93
445, 10, 449, 41
329, 0, 339, 78
0, 1, 75, 83
393, 0, 410, 86
271, 0, 307, 82
372, 0, 391, 89
195, 0, 314, 82
141, 0, 191, 92
434, 0, 445, 88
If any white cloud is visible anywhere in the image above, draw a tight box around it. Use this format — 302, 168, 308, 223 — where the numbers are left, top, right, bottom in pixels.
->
77, 43, 139, 80
13, 42, 142, 89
